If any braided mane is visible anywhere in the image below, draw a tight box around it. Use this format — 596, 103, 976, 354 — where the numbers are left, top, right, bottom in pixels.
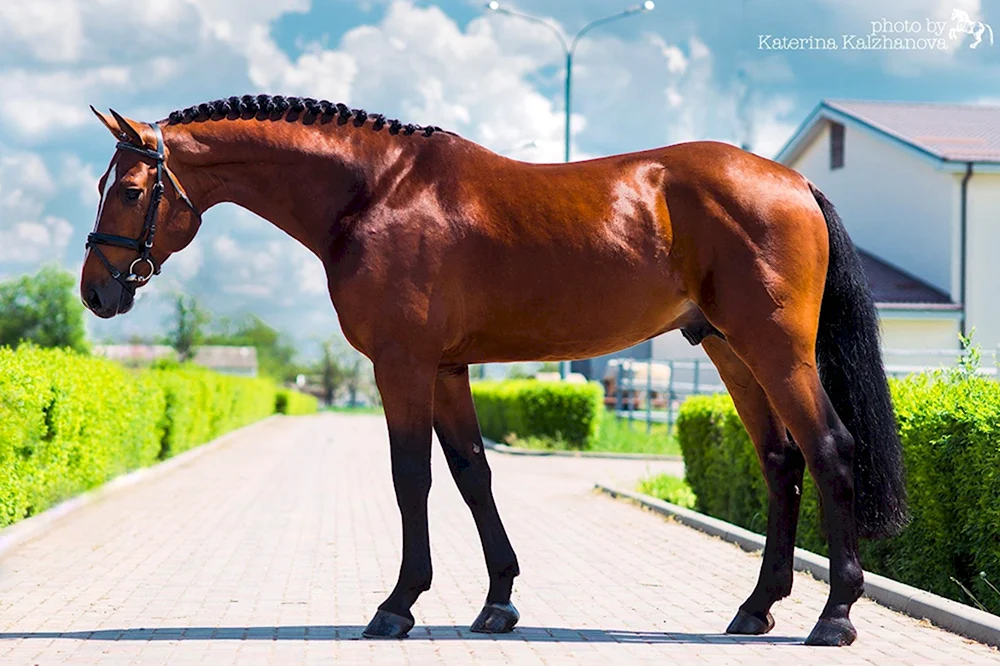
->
165, 94, 447, 138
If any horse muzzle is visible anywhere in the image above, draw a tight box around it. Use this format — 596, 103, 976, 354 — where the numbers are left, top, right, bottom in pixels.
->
83, 279, 135, 319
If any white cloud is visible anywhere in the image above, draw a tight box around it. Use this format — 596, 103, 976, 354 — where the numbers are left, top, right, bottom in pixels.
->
0, 150, 73, 264
0, 66, 127, 139
245, 25, 357, 101
0, 0, 243, 142
0, 217, 74, 264
169, 237, 204, 280
297, 256, 328, 295
183, 0, 310, 43
750, 97, 799, 159
240, 0, 579, 162
1, 150, 55, 224
649, 35, 688, 75
58, 154, 101, 205
0, 0, 84, 64
207, 230, 311, 300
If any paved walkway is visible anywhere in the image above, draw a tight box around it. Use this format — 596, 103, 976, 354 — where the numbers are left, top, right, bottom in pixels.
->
0, 414, 996, 665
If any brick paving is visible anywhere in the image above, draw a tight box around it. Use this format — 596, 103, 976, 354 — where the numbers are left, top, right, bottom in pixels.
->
0, 413, 997, 665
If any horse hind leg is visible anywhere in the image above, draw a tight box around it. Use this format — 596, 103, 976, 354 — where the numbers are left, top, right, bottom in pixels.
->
701, 337, 805, 635
721, 324, 863, 647
433, 365, 520, 633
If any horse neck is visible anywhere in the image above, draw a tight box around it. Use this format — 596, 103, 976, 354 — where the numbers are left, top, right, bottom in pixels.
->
164, 120, 407, 256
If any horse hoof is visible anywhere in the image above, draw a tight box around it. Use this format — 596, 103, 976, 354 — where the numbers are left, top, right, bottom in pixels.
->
470, 601, 520, 633
362, 609, 415, 639
725, 609, 775, 635
804, 618, 857, 647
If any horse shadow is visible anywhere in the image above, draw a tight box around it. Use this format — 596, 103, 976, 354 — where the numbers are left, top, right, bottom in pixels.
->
0, 625, 804, 644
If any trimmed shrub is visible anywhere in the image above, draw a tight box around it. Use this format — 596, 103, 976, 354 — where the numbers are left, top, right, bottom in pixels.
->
152, 368, 282, 459
471, 380, 604, 449
276, 388, 319, 415
0, 347, 314, 529
0, 347, 166, 525
637, 474, 697, 509
675, 373, 1000, 615
882, 374, 1000, 613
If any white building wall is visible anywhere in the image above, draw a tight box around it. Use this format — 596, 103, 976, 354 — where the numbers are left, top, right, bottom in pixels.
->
789, 122, 959, 299
965, 174, 1000, 354
880, 317, 961, 350
880, 316, 963, 373
650, 330, 710, 362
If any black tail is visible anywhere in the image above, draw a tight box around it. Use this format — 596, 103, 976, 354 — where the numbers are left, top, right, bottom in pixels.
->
811, 184, 908, 539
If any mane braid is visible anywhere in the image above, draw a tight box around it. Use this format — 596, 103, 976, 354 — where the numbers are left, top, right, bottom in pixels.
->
165, 94, 447, 138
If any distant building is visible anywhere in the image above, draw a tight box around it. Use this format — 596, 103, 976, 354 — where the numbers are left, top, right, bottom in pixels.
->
778, 99, 1000, 362
93, 345, 259, 377
93, 344, 175, 367
190, 346, 258, 377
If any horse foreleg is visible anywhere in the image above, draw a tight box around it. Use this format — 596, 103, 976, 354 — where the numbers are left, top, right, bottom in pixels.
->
433, 365, 520, 633
362, 349, 437, 639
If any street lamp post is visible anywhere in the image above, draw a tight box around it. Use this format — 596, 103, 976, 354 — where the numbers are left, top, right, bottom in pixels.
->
486, 0, 655, 378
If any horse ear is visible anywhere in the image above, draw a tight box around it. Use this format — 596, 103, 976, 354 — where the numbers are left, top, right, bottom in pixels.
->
91, 105, 127, 141
108, 108, 145, 146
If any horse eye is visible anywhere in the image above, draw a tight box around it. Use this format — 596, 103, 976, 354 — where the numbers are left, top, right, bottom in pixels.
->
123, 187, 142, 203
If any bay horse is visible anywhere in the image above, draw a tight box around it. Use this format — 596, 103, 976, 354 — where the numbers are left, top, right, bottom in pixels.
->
81, 95, 906, 647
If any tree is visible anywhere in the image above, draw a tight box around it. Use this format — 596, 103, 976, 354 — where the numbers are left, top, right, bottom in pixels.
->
318, 338, 345, 406
313, 335, 374, 407
206, 314, 300, 382
165, 294, 209, 361
0, 265, 88, 352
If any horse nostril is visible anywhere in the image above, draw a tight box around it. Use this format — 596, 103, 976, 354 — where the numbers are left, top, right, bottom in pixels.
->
86, 288, 103, 312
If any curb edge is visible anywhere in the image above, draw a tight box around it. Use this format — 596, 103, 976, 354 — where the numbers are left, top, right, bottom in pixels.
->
483, 437, 682, 462
595, 483, 1000, 648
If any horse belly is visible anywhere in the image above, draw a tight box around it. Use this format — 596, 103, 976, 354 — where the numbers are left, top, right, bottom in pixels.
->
453, 254, 688, 363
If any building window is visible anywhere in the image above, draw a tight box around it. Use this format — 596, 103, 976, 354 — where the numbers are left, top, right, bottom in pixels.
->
830, 122, 845, 170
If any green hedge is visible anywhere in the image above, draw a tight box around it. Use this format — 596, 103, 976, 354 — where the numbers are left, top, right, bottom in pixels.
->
637, 474, 697, 509
0, 346, 315, 529
676, 373, 1000, 615
471, 380, 604, 449
276, 387, 319, 416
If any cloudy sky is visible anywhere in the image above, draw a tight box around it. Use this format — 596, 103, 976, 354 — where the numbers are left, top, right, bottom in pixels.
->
1, 0, 997, 357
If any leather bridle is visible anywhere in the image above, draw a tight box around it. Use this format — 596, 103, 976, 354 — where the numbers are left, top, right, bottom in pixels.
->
86, 122, 200, 293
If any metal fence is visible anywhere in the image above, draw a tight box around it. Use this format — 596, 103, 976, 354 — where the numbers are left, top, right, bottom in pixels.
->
605, 347, 999, 431
605, 358, 723, 431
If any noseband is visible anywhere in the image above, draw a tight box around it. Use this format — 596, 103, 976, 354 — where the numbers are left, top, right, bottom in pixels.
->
86, 122, 200, 293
